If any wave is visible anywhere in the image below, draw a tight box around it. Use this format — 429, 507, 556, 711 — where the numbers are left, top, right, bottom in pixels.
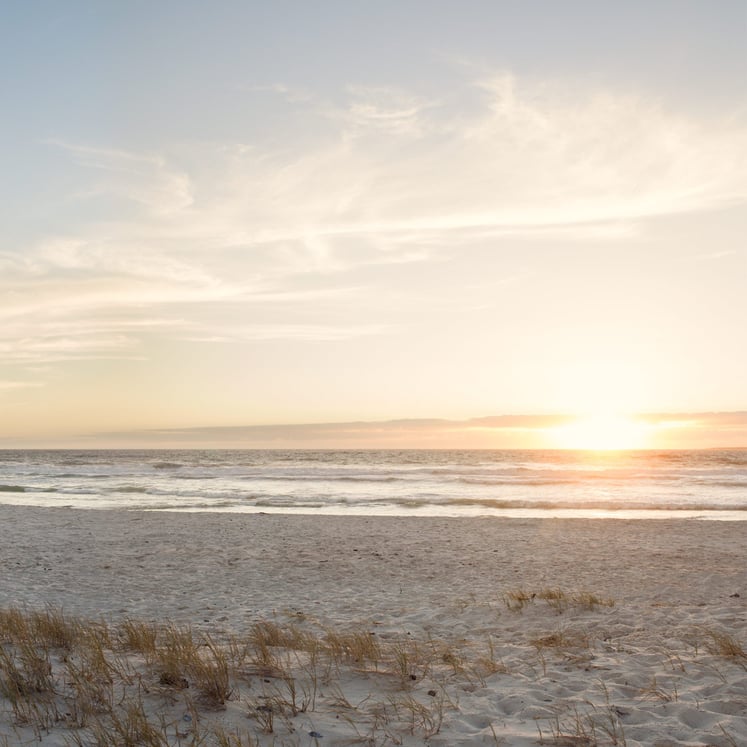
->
429, 497, 747, 512
253, 500, 326, 508
456, 477, 582, 487
51, 473, 111, 480
241, 474, 402, 483
701, 480, 747, 489
2, 448, 747, 518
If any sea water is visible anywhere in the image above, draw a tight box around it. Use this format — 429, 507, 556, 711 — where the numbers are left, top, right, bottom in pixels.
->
1, 449, 746, 519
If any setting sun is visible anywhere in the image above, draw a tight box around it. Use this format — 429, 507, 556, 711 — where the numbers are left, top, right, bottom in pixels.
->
548, 414, 652, 451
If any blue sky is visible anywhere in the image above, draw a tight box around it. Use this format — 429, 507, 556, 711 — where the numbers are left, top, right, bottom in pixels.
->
2, 1, 746, 447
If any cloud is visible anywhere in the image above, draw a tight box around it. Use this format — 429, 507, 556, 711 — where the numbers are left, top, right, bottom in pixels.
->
154, 73, 747, 267
179, 322, 391, 343
4, 72, 747, 368
93, 414, 578, 447
0, 380, 44, 391
46, 140, 193, 215
240, 83, 314, 104
38, 75, 747, 252
340, 85, 436, 137
0, 313, 187, 364
688, 249, 739, 262
0, 332, 142, 364
84, 412, 747, 449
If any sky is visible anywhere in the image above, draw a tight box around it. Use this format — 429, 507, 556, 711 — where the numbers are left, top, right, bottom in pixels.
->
1, 1, 746, 449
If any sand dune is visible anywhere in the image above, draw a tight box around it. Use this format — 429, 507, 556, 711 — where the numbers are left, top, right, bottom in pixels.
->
1, 506, 745, 745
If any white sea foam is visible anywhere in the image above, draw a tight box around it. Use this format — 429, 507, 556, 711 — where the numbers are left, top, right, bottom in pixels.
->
0, 449, 746, 518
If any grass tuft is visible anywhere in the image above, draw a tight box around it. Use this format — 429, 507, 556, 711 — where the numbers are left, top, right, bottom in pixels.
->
704, 630, 747, 661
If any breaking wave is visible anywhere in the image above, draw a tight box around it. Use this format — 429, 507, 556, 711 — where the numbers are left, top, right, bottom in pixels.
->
0, 448, 746, 518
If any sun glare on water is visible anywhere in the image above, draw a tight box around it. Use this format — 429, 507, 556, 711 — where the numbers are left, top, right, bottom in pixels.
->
549, 414, 651, 451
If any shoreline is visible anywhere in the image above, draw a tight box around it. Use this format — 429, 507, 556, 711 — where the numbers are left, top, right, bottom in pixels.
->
2, 498, 747, 523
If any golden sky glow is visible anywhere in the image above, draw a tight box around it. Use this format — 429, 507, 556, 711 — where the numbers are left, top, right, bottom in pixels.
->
1, 3, 746, 448
547, 415, 654, 451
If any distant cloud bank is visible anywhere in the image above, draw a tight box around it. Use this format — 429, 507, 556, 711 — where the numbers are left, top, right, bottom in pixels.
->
69, 412, 747, 450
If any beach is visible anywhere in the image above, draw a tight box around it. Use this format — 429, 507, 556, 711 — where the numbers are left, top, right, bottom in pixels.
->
1, 505, 745, 745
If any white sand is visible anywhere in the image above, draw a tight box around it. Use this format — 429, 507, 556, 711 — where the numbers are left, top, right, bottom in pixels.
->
1, 505, 746, 745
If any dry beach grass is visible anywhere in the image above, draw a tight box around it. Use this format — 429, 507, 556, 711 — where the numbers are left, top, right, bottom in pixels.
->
0, 506, 745, 745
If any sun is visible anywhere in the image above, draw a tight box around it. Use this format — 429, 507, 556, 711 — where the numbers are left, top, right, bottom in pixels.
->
549, 414, 651, 451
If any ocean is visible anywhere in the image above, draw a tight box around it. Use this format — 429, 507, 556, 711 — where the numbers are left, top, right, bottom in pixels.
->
1, 449, 746, 519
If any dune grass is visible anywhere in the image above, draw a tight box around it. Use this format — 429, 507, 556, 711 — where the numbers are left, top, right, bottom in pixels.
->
504, 588, 615, 614
0, 598, 744, 746
0, 607, 474, 745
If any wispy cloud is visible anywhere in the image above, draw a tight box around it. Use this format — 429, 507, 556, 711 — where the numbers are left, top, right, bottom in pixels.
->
0, 314, 186, 364
177, 73, 747, 274
179, 322, 391, 343
688, 249, 739, 262
0, 333, 143, 365
340, 85, 437, 137
45, 140, 194, 215
239, 82, 314, 104
48, 75, 747, 243
4, 71, 747, 370
0, 380, 44, 391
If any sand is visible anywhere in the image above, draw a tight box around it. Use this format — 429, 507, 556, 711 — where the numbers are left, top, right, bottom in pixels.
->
1, 505, 746, 745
